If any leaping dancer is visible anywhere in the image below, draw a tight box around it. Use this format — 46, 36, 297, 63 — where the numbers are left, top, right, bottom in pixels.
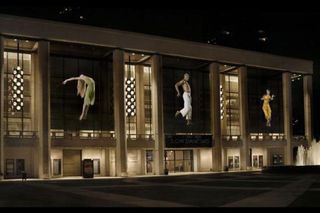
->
62, 74, 95, 120
175, 73, 193, 126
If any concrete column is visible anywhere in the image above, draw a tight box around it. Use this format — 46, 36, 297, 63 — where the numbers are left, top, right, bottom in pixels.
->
193, 149, 199, 172
140, 149, 146, 175
222, 148, 228, 169
151, 55, 165, 175
136, 65, 145, 135
238, 66, 250, 170
283, 72, 293, 165
113, 49, 128, 177
35, 41, 51, 179
209, 62, 222, 171
0, 36, 4, 178
304, 75, 313, 145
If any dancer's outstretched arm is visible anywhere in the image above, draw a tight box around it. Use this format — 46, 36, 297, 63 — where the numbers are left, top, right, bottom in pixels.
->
62, 76, 83, 85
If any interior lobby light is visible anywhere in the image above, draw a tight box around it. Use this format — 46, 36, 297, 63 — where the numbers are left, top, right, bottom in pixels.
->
11, 57, 24, 112
125, 77, 136, 117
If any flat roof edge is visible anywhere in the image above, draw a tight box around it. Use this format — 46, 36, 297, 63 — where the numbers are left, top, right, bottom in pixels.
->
0, 14, 314, 74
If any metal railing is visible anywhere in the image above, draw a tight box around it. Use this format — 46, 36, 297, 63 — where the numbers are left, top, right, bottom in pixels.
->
127, 134, 154, 140
222, 135, 242, 141
250, 133, 286, 141
4, 131, 38, 138
293, 135, 308, 141
50, 130, 115, 140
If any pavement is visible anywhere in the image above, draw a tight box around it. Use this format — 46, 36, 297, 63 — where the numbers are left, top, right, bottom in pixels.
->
1, 171, 320, 207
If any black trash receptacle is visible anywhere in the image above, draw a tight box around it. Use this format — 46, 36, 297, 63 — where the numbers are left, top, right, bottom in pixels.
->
22, 172, 27, 180
164, 169, 169, 175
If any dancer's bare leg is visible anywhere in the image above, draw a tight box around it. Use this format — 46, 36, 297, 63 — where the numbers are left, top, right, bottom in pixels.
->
175, 111, 181, 117
84, 105, 90, 119
187, 120, 193, 125
80, 104, 89, 120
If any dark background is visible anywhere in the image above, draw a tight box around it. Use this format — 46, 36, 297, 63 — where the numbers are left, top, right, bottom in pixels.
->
0, 7, 318, 138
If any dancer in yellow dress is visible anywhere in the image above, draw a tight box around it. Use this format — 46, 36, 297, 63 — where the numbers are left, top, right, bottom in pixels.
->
261, 89, 275, 127
63, 74, 95, 120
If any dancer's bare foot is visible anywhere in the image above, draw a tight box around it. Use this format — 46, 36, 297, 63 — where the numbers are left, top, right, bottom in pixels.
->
187, 120, 193, 125
175, 111, 180, 117
79, 114, 85, 121
266, 121, 271, 127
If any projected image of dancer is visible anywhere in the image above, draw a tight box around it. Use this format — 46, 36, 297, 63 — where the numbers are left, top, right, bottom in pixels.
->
175, 73, 193, 126
261, 89, 275, 127
62, 74, 95, 121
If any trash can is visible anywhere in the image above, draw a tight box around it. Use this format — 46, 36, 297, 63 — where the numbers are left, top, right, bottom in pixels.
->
164, 169, 169, 175
83, 159, 94, 178
22, 171, 27, 180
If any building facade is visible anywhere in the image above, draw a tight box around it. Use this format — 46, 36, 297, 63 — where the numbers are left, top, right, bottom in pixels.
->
0, 14, 313, 179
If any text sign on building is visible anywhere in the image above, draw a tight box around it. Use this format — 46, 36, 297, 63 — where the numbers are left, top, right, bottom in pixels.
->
165, 135, 213, 148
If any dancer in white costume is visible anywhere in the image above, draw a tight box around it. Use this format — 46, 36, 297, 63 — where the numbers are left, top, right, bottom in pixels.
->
175, 73, 193, 125
62, 74, 95, 121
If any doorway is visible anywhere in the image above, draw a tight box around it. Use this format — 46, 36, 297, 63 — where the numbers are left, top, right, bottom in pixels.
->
165, 150, 193, 173
63, 150, 82, 176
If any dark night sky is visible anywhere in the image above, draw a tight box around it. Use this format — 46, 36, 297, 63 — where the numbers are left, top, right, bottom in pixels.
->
0, 7, 319, 139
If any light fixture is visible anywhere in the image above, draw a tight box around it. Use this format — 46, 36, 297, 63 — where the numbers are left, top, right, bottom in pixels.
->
220, 85, 224, 120
11, 40, 24, 112
125, 77, 136, 117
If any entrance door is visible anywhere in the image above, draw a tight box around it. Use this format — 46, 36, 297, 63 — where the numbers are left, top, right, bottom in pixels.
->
63, 150, 82, 176
146, 150, 154, 174
165, 150, 193, 173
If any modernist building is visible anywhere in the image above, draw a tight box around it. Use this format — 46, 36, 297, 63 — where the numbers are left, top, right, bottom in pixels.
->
0, 14, 313, 179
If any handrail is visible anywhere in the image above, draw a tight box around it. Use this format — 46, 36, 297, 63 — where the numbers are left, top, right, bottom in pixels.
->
222, 135, 242, 141
250, 133, 286, 141
50, 130, 115, 140
5, 131, 38, 138
127, 134, 154, 140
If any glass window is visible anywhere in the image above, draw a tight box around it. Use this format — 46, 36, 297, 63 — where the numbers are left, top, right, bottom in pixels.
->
93, 159, 100, 174
222, 73, 240, 136
146, 150, 153, 174
165, 150, 193, 173
248, 68, 284, 134
4, 52, 32, 133
162, 56, 210, 134
50, 53, 114, 133
228, 156, 234, 169
53, 159, 61, 175
16, 159, 25, 175
6, 159, 14, 175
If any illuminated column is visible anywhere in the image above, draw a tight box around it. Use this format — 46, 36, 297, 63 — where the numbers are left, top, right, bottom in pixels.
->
238, 66, 250, 170
0, 36, 4, 178
209, 62, 222, 171
136, 65, 146, 135
35, 41, 51, 179
113, 49, 128, 177
140, 149, 146, 175
304, 75, 313, 146
151, 54, 165, 175
283, 72, 293, 165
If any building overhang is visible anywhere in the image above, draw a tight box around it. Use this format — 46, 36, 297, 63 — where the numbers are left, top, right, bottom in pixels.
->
0, 14, 313, 74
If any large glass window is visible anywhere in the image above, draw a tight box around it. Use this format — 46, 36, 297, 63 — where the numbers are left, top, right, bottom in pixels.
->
247, 68, 284, 133
165, 150, 193, 173
50, 42, 114, 134
221, 70, 240, 136
162, 56, 211, 134
4, 51, 32, 134
125, 52, 152, 138
292, 74, 305, 136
